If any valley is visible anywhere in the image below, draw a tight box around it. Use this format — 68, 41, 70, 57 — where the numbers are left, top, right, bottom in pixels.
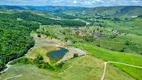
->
0, 5, 142, 80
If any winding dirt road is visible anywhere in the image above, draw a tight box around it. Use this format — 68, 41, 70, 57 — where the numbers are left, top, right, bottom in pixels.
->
101, 61, 142, 80
4, 74, 23, 80
0, 62, 12, 74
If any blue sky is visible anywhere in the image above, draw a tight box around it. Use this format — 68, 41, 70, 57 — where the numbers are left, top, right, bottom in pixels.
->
0, 0, 142, 7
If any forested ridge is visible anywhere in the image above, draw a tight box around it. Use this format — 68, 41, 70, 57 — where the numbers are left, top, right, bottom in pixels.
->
16, 12, 86, 26
0, 12, 86, 27
0, 13, 39, 71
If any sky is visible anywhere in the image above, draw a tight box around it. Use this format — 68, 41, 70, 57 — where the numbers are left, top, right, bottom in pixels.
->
0, 0, 142, 7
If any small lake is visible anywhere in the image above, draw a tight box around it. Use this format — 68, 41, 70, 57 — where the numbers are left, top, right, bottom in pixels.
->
47, 47, 69, 61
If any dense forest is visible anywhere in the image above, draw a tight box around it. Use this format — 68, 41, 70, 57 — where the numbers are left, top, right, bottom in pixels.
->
0, 13, 39, 71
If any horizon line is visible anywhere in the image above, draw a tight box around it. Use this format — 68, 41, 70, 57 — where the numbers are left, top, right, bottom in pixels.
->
0, 4, 142, 8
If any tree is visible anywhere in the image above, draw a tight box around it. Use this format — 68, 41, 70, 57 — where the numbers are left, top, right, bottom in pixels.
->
113, 17, 121, 21
34, 55, 44, 64
96, 43, 100, 47
125, 40, 131, 46
73, 53, 78, 58
0, 44, 2, 52
109, 34, 117, 38
120, 48, 125, 52
83, 35, 94, 42
37, 33, 41, 37
125, 18, 128, 21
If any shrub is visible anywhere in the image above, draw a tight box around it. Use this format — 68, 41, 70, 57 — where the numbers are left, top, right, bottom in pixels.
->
96, 43, 100, 47
73, 53, 79, 58
33, 55, 55, 70
125, 40, 131, 46
119, 48, 125, 52
109, 34, 117, 38
37, 34, 41, 37
34, 55, 43, 64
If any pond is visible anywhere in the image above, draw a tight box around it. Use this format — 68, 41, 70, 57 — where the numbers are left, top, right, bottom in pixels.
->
47, 47, 69, 62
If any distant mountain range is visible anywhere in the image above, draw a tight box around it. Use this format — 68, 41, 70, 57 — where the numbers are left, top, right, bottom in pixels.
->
82, 6, 142, 16
63, 6, 142, 17
0, 5, 85, 13
0, 5, 25, 10
0, 5, 142, 16
25, 6, 85, 13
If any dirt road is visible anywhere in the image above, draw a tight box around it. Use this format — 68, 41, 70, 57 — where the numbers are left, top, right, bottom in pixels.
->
101, 61, 142, 80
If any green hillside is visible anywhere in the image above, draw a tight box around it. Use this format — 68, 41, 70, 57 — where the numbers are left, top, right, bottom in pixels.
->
64, 6, 142, 16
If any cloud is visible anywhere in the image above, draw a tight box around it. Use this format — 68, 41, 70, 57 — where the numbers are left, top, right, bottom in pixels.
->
0, 0, 48, 5
0, 0, 142, 7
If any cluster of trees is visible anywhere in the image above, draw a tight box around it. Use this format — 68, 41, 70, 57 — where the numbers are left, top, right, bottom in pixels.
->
55, 13, 77, 19
83, 35, 95, 42
11, 55, 64, 71
0, 13, 39, 71
138, 15, 142, 18
60, 20, 86, 27
33, 55, 55, 70
112, 17, 121, 21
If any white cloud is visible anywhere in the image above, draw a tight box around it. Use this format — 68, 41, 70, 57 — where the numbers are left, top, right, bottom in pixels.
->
73, 0, 77, 3
0, 0, 142, 7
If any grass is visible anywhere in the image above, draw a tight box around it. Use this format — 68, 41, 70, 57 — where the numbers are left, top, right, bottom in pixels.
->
25, 46, 58, 62
94, 33, 142, 54
59, 55, 135, 80
0, 64, 59, 80
74, 43, 142, 80
105, 64, 135, 80
92, 18, 142, 54
105, 18, 142, 35
0, 55, 135, 80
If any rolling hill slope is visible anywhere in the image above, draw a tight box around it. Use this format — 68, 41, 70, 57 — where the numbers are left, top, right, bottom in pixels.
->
64, 6, 142, 17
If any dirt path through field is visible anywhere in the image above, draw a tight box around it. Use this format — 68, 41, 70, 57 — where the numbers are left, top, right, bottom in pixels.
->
101, 61, 142, 80
4, 74, 23, 80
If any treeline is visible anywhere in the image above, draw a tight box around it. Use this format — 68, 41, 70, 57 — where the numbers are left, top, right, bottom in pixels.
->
15, 12, 86, 26
0, 12, 86, 27
0, 13, 39, 71
138, 15, 142, 18
54, 13, 77, 19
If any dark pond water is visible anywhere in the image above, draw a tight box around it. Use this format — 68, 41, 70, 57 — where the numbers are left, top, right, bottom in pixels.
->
47, 47, 69, 61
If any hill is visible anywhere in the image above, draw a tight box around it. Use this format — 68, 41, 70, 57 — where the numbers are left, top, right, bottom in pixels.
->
0, 55, 135, 80
26, 6, 86, 13
87, 6, 142, 16
64, 6, 142, 17
0, 5, 25, 10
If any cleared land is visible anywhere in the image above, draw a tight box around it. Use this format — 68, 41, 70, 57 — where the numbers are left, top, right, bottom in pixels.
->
74, 43, 142, 80
0, 55, 135, 80
26, 34, 87, 63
